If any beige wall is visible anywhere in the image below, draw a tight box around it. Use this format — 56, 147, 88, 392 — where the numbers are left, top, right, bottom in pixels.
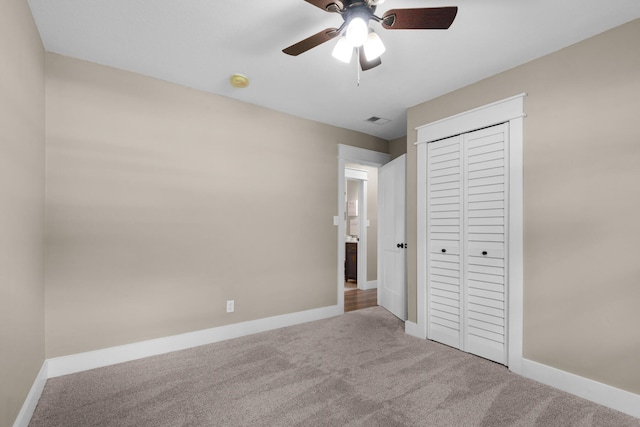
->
388, 136, 407, 160
407, 19, 640, 394
45, 53, 388, 358
0, 1, 45, 425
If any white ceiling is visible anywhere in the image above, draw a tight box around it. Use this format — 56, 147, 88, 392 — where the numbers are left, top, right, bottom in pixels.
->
28, 0, 640, 141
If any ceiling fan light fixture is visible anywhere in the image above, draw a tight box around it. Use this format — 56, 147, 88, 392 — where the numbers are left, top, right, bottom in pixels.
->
345, 17, 368, 47
363, 31, 386, 61
332, 36, 353, 63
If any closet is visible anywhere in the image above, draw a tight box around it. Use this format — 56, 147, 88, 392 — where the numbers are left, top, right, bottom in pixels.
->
427, 123, 508, 365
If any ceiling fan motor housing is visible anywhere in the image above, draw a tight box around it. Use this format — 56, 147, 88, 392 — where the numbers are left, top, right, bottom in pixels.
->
342, 0, 377, 22
284, 0, 459, 70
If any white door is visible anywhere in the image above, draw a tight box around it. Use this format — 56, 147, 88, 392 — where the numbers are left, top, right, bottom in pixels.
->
427, 124, 508, 365
427, 134, 464, 349
378, 154, 406, 320
463, 124, 508, 364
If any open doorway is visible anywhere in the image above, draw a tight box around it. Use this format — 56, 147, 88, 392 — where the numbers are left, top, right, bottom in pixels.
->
344, 165, 378, 312
337, 145, 390, 313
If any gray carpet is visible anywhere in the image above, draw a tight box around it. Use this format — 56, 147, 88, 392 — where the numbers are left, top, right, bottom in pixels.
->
30, 307, 640, 426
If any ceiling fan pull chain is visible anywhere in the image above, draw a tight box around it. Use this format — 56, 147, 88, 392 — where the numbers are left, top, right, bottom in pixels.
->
356, 47, 361, 87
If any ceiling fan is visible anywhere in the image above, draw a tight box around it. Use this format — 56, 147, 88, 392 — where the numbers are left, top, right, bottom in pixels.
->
283, 0, 458, 71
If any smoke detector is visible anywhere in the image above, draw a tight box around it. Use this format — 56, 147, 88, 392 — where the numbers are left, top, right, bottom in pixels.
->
230, 74, 249, 88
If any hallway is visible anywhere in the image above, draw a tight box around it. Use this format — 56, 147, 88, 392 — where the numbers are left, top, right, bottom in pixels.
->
344, 283, 377, 312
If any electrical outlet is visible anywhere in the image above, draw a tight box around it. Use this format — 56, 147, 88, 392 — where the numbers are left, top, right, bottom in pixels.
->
226, 300, 234, 313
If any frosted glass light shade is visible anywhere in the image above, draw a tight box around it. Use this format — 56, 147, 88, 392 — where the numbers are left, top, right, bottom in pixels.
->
332, 36, 353, 63
363, 31, 386, 61
345, 17, 368, 47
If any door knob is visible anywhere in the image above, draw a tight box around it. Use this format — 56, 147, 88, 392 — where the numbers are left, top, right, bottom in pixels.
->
441, 249, 446, 253
397, 243, 404, 248
482, 251, 488, 256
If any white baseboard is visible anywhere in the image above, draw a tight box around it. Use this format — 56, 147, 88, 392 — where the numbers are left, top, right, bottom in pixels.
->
47, 304, 341, 378
361, 280, 377, 290
402, 330, 640, 418
521, 358, 640, 419
404, 320, 420, 338
13, 361, 48, 427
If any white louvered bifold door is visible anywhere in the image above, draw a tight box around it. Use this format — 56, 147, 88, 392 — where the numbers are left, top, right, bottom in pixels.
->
427, 134, 463, 349
463, 124, 508, 365
427, 123, 508, 365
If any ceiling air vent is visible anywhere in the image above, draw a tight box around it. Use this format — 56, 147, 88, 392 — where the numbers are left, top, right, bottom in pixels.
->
365, 116, 391, 125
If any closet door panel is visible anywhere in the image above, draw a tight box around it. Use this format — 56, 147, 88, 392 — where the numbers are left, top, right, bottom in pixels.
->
463, 124, 508, 365
426, 123, 509, 365
427, 135, 463, 349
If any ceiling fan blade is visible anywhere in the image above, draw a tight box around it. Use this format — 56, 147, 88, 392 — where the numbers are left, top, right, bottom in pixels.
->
283, 28, 340, 56
382, 7, 458, 30
359, 48, 382, 71
304, 0, 343, 13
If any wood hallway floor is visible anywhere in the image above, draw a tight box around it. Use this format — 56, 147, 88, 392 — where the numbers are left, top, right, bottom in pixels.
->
344, 283, 377, 312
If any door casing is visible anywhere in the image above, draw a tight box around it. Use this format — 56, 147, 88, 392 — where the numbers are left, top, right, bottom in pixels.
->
336, 145, 390, 312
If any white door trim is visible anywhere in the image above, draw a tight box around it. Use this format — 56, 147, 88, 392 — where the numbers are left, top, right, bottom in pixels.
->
337, 145, 390, 312
413, 94, 525, 374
